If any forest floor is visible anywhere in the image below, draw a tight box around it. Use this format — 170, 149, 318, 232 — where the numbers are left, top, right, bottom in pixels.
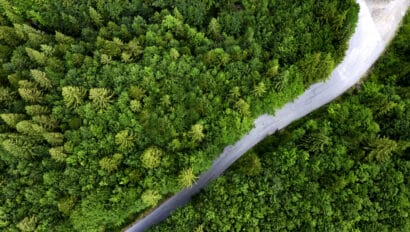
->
125, 0, 410, 231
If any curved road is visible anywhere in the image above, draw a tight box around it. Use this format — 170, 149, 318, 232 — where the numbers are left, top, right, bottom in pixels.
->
125, 0, 410, 231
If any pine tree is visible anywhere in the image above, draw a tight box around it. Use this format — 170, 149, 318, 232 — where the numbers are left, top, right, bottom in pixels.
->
25, 47, 47, 65
99, 153, 123, 172
30, 69, 52, 89
0, 113, 25, 127
253, 82, 266, 97
115, 130, 134, 151
15, 120, 45, 136
43, 132, 64, 146
57, 197, 76, 216
178, 167, 197, 188
18, 88, 43, 103
0, 87, 14, 104
16, 216, 38, 232
32, 115, 57, 130
89, 88, 112, 109
235, 99, 250, 116
129, 100, 142, 112
89, 7, 103, 26
189, 124, 205, 143
141, 190, 161, 206
25, 105, 49, 115
1, 137, 31, 159
141, 146, 162, 169
61, 86, 86, 108
49, 146, 67, 162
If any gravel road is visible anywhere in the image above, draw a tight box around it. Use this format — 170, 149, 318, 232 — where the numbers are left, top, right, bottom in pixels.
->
125, 0, 409, 231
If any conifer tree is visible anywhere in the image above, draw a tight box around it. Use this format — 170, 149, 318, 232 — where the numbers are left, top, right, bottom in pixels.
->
115, 130, 134, 151
89, 88, 112, 109
141, 146, 162, 169
141, 190, 161, 207
188, 124, 205, 143
49, 146, 67, 162
43, 132, 64, 146
30, 69, 52, 89
25, 47, 47, 65
61, 86, 86, 109
18, 88, 43, 103
0, 113, 25, 127
178, 167, 197, 188
99, 153, 123, 172
25, 105, 49, 115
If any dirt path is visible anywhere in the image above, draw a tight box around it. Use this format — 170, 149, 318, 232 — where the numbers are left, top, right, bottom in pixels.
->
125, 0, 409, 231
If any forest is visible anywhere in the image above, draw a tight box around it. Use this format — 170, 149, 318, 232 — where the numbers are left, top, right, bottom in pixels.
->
0, 0, 361, 231
151, 11, 410, 231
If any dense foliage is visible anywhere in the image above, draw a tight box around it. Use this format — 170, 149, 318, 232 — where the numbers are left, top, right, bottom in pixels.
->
151, 12, 410, 231
0, 0, 358, 231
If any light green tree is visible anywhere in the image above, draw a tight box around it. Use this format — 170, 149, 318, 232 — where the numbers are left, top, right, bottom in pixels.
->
188, 124, 205, 143
89, 88, 112, 109
43, 132, 64, 146
16, 216, 38, 232
25, 47, 47, 65
0, 113, 25, 127
141, 190, 161, 206
235, 99, 250, 116
49, 146, 67, 162
141, 146, 162, 169
25, 105, 49, 115
18, 88, 43, 103
62, 86, 86, 108
30, 69, 52, 89
178, 167, 197, 188
115, 130, 134, 151
99, 153, 123, 172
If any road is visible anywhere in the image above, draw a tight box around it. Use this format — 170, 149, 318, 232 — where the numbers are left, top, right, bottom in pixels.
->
125, 0, 410, 231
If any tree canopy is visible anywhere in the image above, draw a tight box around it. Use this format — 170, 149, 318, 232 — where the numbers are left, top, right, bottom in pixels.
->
0, 0, 359, 230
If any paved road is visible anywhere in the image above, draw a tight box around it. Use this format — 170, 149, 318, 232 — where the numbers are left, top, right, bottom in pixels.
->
125, 0, 409, 231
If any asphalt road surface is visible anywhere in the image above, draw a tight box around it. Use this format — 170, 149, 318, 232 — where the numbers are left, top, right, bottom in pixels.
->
125, 0, 410, 231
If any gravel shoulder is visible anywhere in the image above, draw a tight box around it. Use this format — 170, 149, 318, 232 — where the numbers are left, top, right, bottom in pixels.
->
125, 0, 409, 231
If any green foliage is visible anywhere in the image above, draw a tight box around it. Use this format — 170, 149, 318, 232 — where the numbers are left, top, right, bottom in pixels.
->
178, 168, 197, 188
0, 113, 25, 127
16, 216, 38, 232
115, 130, 134, 151
99, 153, 123, 172
89, 88, 112, 109
151, 12, 410, 231
49, 146, 67, 162
141, 190, 161, 207
30, 69, 52, 89
61, 86, 86, 108
141, 147, 162, 169
0, 0, 359, 230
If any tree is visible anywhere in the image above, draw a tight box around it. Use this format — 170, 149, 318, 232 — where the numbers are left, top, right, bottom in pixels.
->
188, 124, 205, 143
30, 69, 52, 89
141, 190, 161, 207
178, 167, 197, 188
49, 146, 67, 162
61, 86, 86, 109
141, 146, 162, 169
99, 153, 123, 172
235, 99, 250, 116
0, 114, 25, 127
16, 216, 38, 232
89, 88, 112, 109
25, 47, 47, 65
18, 88, 43, 103
43, 132, 64, 146
115, 130, 134, 151
25, 105, 49, 115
